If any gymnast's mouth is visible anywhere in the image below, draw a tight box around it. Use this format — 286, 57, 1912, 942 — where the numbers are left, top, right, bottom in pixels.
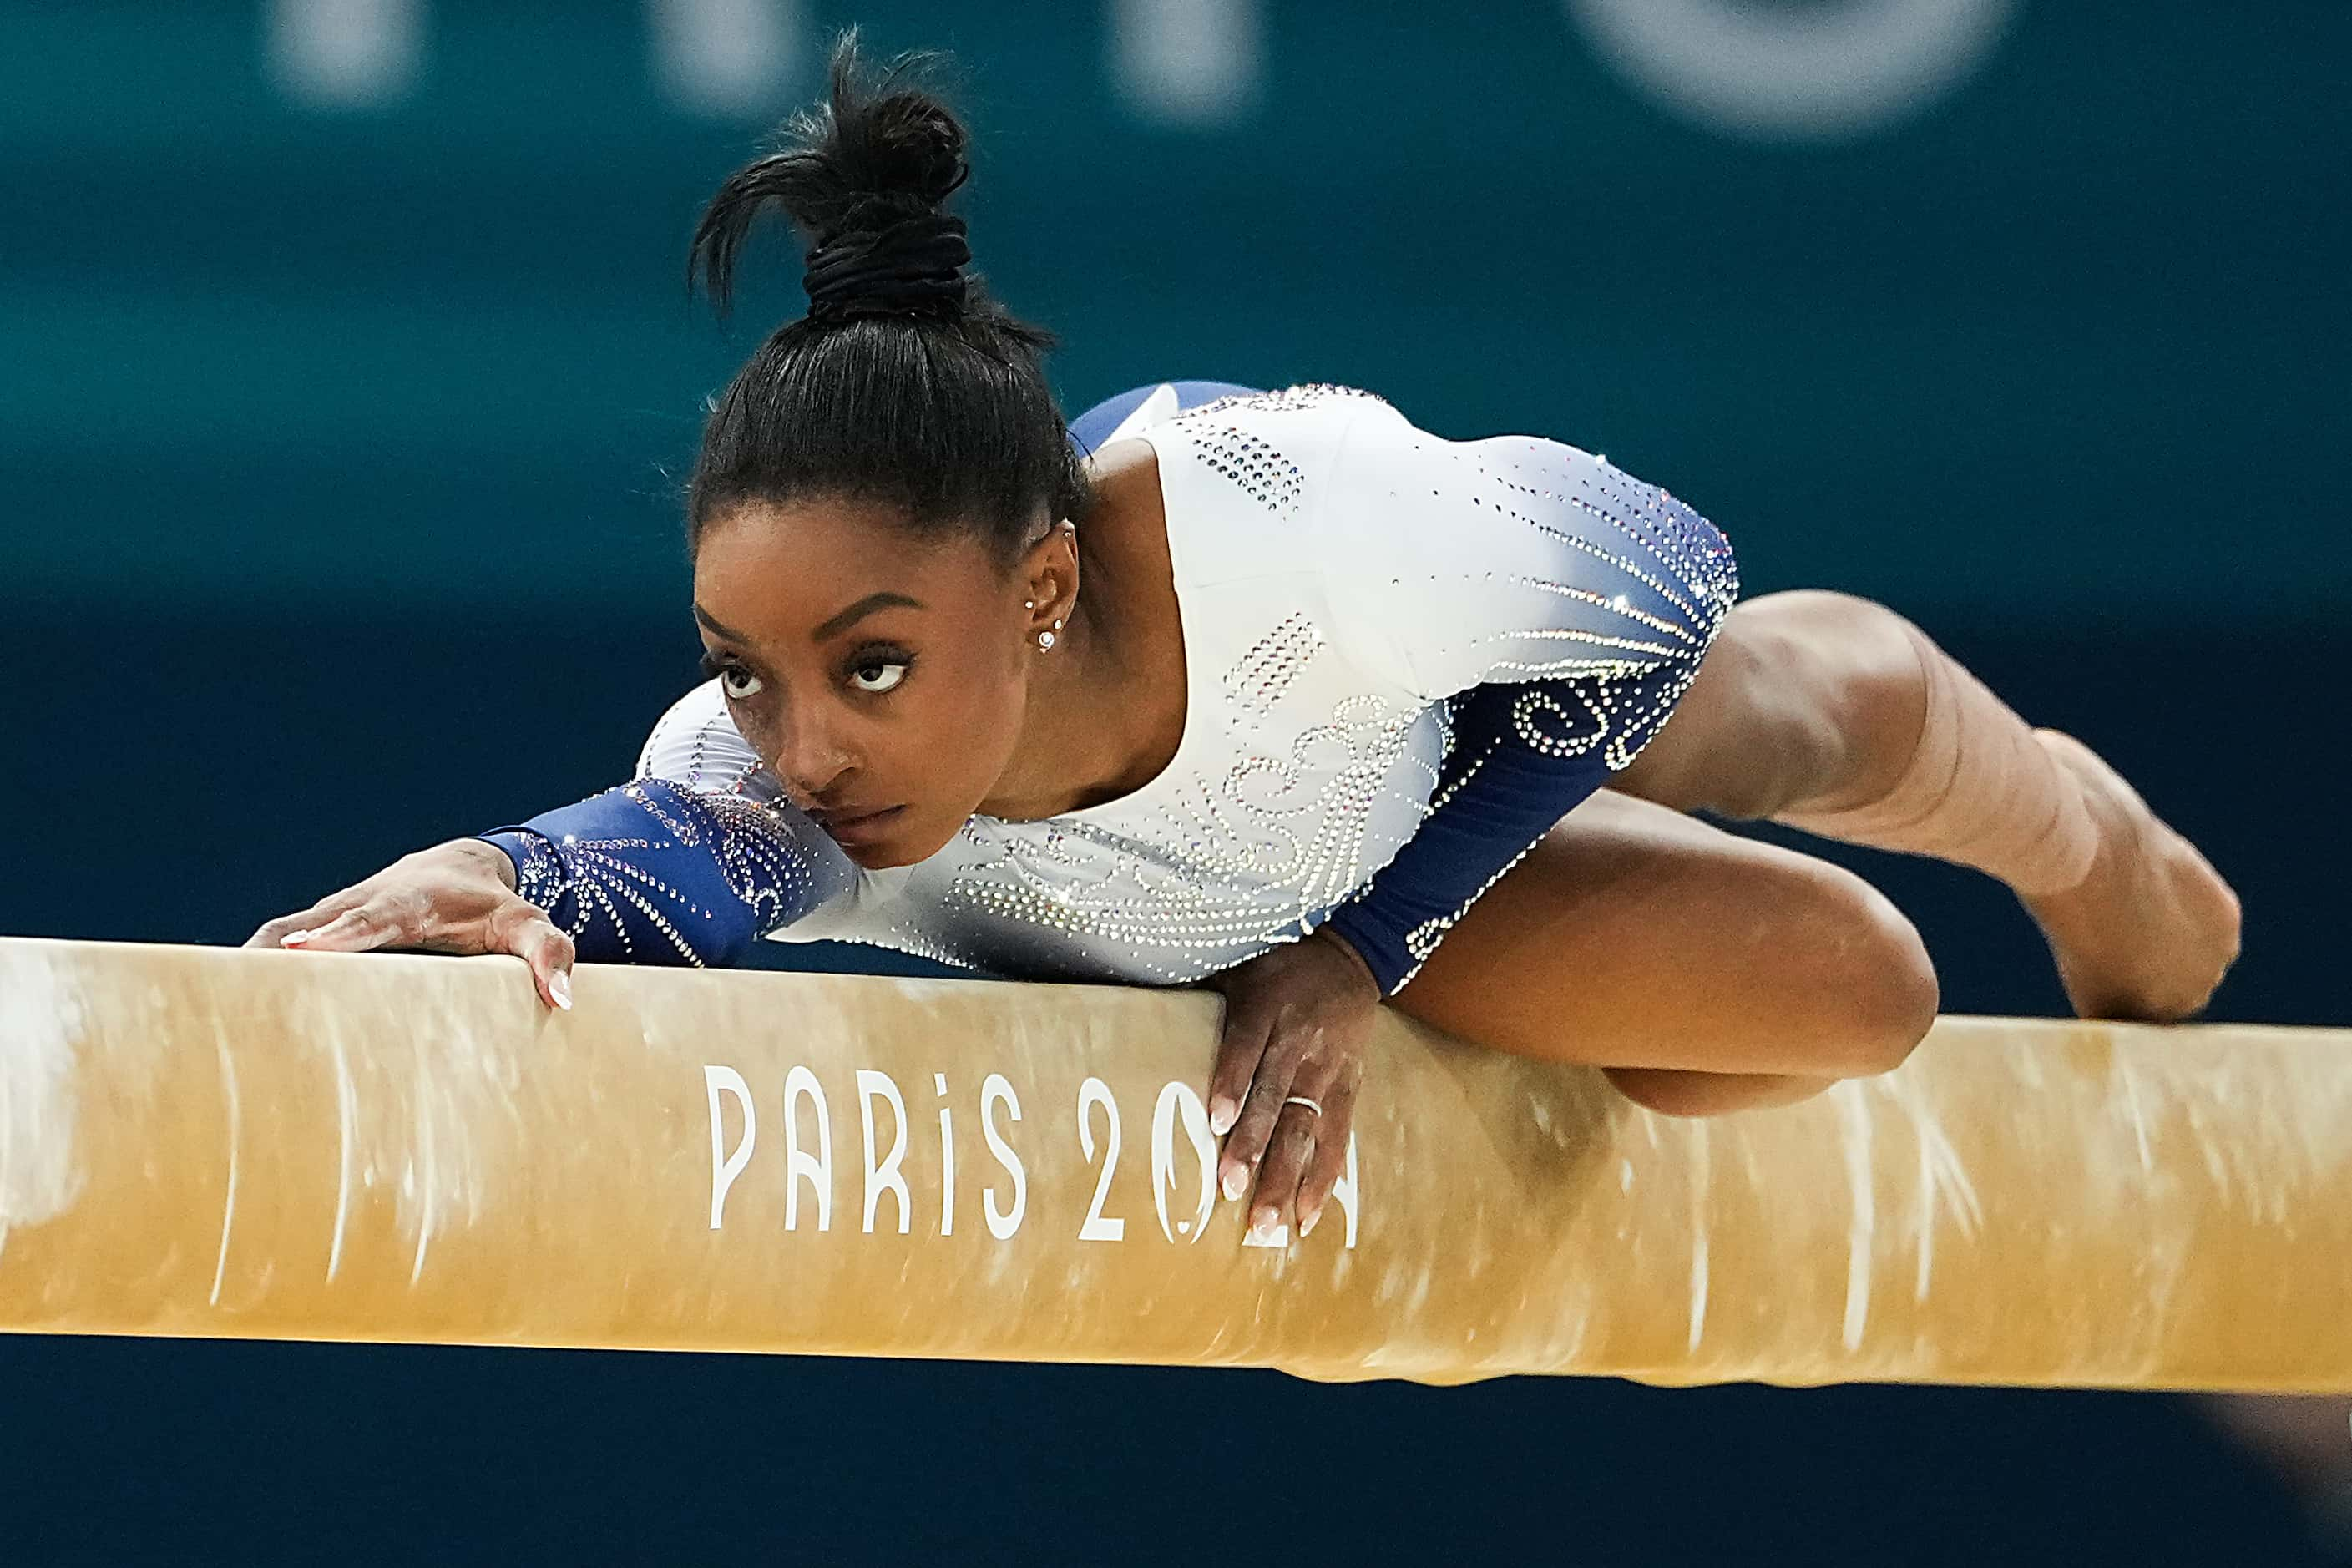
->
815, 804, 904, 844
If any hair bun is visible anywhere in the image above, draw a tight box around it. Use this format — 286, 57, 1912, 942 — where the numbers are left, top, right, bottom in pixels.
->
687, 28, 978, 324
802, 208, 971, 324
850, 91, 969, 215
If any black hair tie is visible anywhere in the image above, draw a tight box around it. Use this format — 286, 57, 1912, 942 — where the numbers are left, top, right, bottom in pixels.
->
802, 210, 971, 324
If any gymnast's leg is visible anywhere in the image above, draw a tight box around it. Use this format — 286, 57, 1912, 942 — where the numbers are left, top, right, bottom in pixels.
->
1610, 589, 2243, 1022
1387, 791, 1941, 1116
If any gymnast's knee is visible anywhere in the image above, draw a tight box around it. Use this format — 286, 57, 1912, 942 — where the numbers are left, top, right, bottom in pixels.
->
1808, 869, 1940, 1077
1743, 857, 1941, 1081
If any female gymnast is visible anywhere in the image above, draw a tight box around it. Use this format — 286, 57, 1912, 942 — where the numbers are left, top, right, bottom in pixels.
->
248, 32, 2242, 1244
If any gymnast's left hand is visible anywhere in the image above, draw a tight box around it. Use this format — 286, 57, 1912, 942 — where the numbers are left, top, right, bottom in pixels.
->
1202, 928, 1378, 1242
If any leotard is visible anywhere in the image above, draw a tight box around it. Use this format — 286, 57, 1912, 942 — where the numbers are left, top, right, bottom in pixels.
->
482, 382, 1738, 993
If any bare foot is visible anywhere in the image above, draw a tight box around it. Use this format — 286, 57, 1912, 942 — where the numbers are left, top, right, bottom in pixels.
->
2019, 729, 2243, 1021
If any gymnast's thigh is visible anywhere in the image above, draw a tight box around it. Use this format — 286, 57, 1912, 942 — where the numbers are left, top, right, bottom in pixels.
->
1385, 789, 1935, 1079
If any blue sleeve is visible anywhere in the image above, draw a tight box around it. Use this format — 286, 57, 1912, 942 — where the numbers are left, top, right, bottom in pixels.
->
476, 780, 854, 968
1311, 403, 1740, 996
473, 678, 857, 967
1316, 678, 1651, 995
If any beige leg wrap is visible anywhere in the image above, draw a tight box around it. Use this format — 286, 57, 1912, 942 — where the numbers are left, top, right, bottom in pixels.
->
1775, 620, 2102, 898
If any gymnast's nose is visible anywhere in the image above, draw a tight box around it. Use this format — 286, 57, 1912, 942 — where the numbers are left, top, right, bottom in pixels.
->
768, 700, 857, 808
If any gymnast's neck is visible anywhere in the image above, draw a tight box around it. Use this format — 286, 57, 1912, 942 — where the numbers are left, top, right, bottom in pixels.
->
978, 438, 1189, 822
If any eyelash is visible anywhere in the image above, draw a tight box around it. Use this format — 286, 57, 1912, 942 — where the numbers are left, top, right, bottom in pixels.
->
699, 647, 914, 701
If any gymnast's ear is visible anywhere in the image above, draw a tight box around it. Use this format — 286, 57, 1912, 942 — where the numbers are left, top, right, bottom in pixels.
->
1009, 515, 1079, 624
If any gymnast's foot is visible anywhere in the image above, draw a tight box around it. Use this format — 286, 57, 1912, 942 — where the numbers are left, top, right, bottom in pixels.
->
2019, 729, 2243, 1022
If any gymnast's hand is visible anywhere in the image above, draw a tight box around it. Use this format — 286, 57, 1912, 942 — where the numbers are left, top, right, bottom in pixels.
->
1202, 928, 1378, 1242
242, 838, 577, 1012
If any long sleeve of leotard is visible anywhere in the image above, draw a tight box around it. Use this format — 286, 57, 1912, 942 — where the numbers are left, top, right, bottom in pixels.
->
474, 680, 857, 967
1311, 397, 1741, 995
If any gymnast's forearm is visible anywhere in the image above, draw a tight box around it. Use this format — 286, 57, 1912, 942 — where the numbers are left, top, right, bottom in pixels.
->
473, 780, 786, 968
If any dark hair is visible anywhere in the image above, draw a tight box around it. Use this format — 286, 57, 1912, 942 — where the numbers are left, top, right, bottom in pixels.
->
683, 28, 1094, 571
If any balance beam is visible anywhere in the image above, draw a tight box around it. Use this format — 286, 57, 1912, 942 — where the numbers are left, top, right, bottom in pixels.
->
2, 934, 2345, 1389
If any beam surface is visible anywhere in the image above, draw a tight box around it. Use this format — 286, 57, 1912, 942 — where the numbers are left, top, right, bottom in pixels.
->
2, 935, 2346, 1389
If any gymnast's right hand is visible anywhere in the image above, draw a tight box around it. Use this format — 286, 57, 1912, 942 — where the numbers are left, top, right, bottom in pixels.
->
242, 838, 576, 1011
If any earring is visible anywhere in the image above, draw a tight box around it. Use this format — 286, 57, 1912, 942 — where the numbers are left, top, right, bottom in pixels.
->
1024, 599, 1035, 610
1036, 630, 1056, 651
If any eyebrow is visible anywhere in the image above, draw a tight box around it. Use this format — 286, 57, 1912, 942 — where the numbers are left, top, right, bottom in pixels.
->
693, 591, 924, 648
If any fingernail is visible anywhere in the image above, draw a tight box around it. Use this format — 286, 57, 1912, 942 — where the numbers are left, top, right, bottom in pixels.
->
1221, 1162, 1247, 1201
1250, 1207, 1279, 1241
1209, 1097, 1237, 1136
549, 972, 573, 1010
280, 932, 311, 946
1299, 1206, 1319, 1237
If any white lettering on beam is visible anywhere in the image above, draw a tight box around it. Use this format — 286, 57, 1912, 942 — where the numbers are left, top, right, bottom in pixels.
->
1077, 1077, 1127, 1242
1151, 1080, 1217, 1244
856, 1069, 911, 1236
697, 1064, 1364, 1252
782, 1064, 832, 1232
933, 1072, 955, 1238
981, 1073, 1027, 1241
703, 1065, 756, 1230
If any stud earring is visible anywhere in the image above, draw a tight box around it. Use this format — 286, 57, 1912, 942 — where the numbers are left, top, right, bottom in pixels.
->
1037, 630, 1056, 651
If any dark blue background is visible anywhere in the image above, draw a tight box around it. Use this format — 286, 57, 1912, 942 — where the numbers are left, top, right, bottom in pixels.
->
3, 3, 2346, 1560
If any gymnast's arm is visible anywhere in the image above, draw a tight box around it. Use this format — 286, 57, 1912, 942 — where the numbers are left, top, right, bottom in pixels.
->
473, 680, 857, 967
1311, 402, 1741, 996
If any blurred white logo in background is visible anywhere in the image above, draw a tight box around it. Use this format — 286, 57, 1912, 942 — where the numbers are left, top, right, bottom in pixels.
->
266, 0, 422, 109
648, 0, 797, 118
266, 0, 799, 114
1112, 0, 1265, 127
1565, 0, 2021, 141
266, 0, 2016, 139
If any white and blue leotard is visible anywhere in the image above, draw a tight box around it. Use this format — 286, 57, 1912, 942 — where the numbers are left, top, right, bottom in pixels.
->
481, 382, 1739, 994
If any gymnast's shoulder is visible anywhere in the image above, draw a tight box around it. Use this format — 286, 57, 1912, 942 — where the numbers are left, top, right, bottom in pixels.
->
1131, 382, 1739, 702
1108, 382, 1417, 575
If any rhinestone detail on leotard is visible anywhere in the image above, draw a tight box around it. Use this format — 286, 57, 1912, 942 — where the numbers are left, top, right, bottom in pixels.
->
488, 382, 1735, 988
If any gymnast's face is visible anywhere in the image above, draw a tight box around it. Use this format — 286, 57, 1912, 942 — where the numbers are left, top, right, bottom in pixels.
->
690, 496, 1061, 867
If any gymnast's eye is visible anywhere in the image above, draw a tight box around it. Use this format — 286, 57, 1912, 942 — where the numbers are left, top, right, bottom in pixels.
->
847, 651, 912, 695
699, 651, 763, 701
